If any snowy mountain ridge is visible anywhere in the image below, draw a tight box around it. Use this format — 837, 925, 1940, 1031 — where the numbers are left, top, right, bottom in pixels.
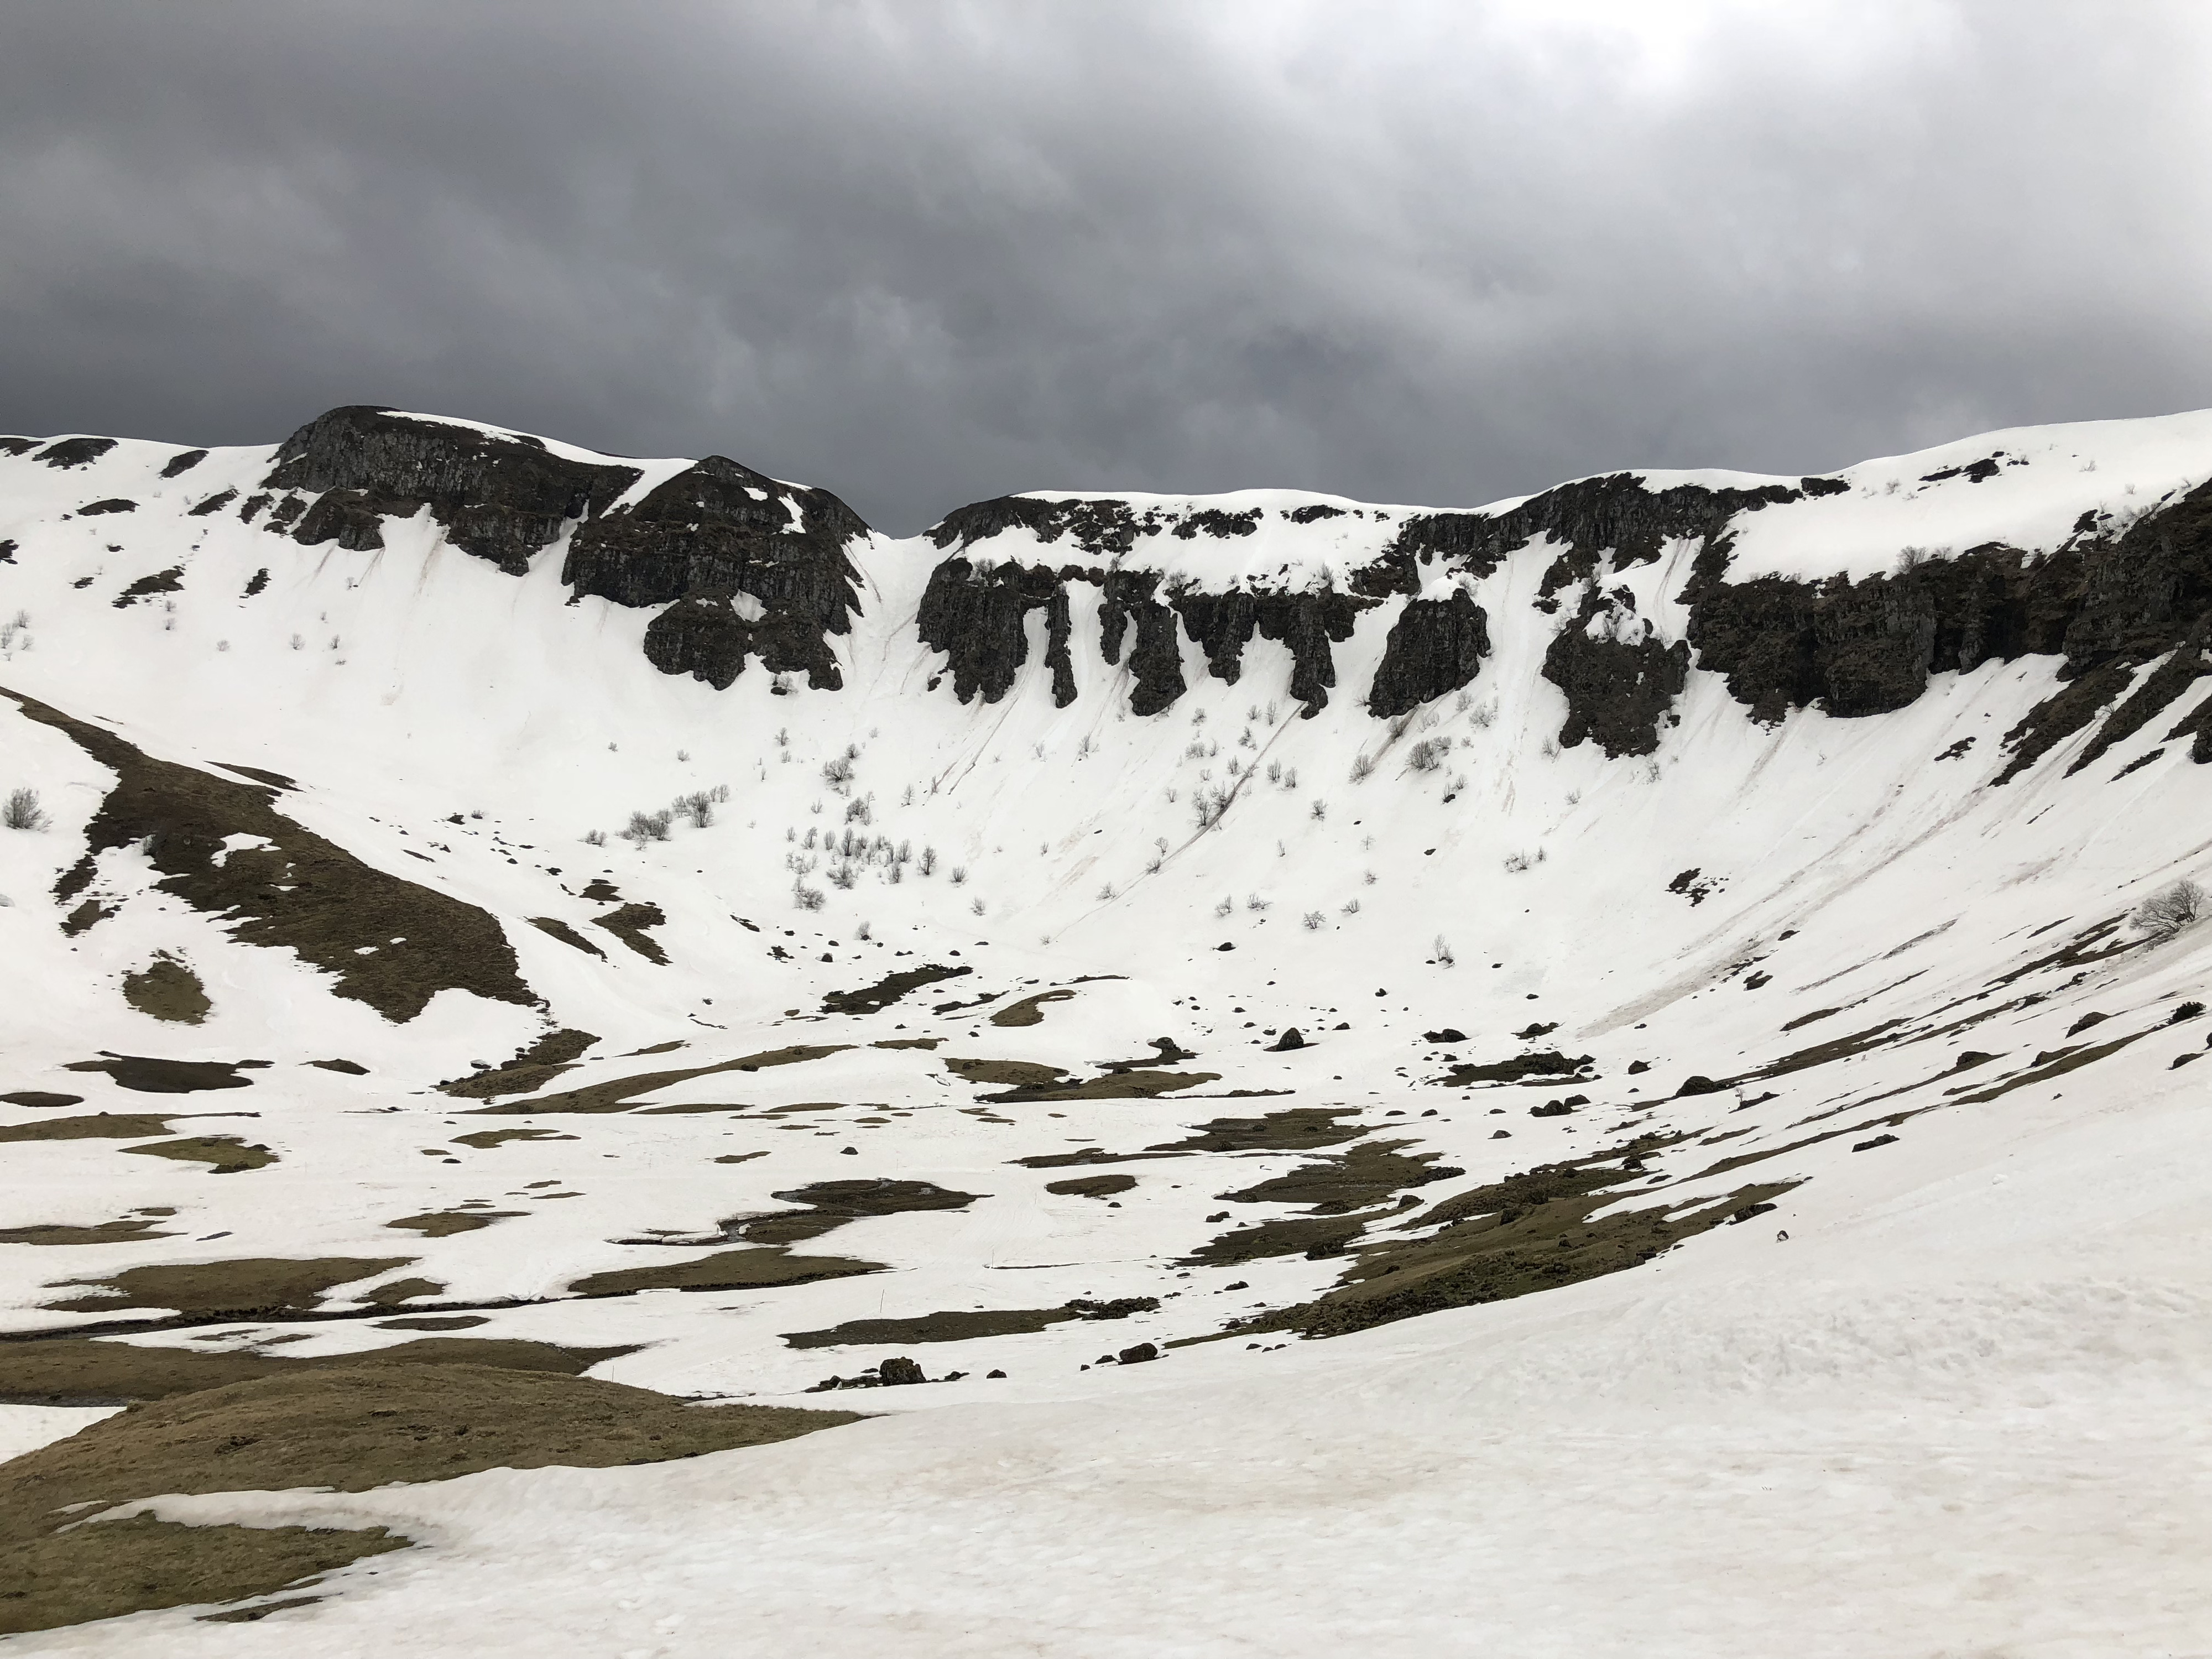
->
0, 404, 2209, 1648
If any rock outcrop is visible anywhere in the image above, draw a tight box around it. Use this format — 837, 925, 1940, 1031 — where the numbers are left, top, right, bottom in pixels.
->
267, 406, 641, 572
564, 456, 870, 692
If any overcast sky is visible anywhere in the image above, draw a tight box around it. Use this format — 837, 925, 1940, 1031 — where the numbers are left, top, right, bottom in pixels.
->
3, 1, 2209, 531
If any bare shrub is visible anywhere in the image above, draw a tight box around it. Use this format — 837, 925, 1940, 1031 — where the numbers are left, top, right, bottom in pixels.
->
1302, 911, 1324, 931
2134, 878, 2205, 941
1407, 738, 1448, 772
1433, 935, 1455, 967
583, 828, 607, 847
1214, 896, 1233, 919
3, 787, 48, 831
623, 808, 674, 844
950, 865, 968, 886
792, 881, 826, 911
919, 846, 937, 877
1350, 754, 1375, 782
676, 790, 717, 828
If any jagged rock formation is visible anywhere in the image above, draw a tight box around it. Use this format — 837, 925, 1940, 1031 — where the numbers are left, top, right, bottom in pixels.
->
267, 405, 641, 571
565, 456, 871, 692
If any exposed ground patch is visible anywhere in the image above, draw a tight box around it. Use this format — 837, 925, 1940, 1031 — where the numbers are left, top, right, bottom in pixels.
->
436, 1029, 598, 1100
822, 963, 971, 1015
1215, 1142, 1798, 1342
4, 687, 534, 1022
122, 956, 210, 1024
989, 990, 1074, 1027
566, 1247, 882, 1297
384, 1211, 525, 1238
63, 1055, 255, 1093
0, 1335, 622, 1407
41, 1258, 413, 1319
472, 1044, 851, 1114
123, 1135, 275, 1173
0, 1214, 175, 1247
0, 1361, 857, 1634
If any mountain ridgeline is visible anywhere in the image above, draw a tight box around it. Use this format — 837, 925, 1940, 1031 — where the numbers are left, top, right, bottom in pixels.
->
11, 403, 2212, 780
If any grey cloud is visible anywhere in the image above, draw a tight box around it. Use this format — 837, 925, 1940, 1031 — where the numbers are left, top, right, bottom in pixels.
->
1, 1, 2208, 531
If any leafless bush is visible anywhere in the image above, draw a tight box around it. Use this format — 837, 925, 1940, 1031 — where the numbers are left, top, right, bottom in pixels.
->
1408, 738, 1448, 772
1433, 935, 1455, 967
583, 828, 607, 847
623, 808, 673, 844
3, 787, 47, 831
970, 896, 985, 916
1311, 799, 1326, 820
2133, 878, 2205, 941
822, 755, 855, 791
1303, 911, 1324, 931
792, 881, 825, 911
828, 862, 858, 890
950, 865, 968, 885
1350, 754, 1375, 782
1341, 898, 1360, 915
677, 790, 717, 828
919, 846, 937, 877
1214, 896, 1233, 919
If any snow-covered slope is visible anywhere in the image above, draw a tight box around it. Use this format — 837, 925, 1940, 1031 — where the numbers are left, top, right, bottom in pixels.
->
1, 406, 2209, 1651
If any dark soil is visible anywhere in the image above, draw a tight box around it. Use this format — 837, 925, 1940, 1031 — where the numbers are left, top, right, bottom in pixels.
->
592, 902, 668, 963
1218, 1136, 1797, 1342
0, 1335, 621, 1407
782, 1308, 1071, 1348
123, 1136, 276, 1173
1045, 1173, 1137, 1198
1434, 1050, 1593, 1086
1186, 1214, 1369, 1266
121, 957, 211, 1024
1151, 1107, 1368, 1154
436, 1029, 598, 1100
1217, 1138, 1462, 1213
6, 688, 534, 1022
450, 1127, 577, 1150
0, 1092, 83, 1108
821, 963, 970, 1015
0, 1360, 856, 1635
0, 1113, 180, 1143
989, 990, 1074, 1027
473, 1044, 850, 1114
529, 917, 606, 957
384, 1211, 525, 1238
0, 1216, 174, 1247
41, 1258, 414, 1319
566, 1246, 882, 1297
62, 1055, 255, 1092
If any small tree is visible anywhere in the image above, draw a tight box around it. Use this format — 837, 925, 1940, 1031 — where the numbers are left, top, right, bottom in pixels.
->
2134, 878, 2205, 941
3, 787, 46, 831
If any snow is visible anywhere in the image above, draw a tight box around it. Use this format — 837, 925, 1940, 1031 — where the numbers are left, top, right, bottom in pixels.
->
1, 407, 2209, 1651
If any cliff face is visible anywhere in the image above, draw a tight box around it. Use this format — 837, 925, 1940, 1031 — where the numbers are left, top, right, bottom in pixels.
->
95, 403, 2212, 790
267, 405, 641, 572
258, 408, 873, 692
563, 456, 870, 691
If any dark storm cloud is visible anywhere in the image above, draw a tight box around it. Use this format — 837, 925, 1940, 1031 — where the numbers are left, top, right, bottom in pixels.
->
2, 1, 2209, 530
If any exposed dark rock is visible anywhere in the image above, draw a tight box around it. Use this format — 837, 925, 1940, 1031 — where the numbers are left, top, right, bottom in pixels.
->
112, 569, 183, 608
915, 559, 1066, 704
927, 495, 1146, 557
1368, 589, 1491, 717
564, 455, 869, 691
159, 450, 208, 478
34, 438, 117, 469
1266, 1027, 1305, 1051
1541, 598, 1690, 757
0, 437, 36, 457
188, 491, 237, 518
2065, 630, 2211, 775
1099, 571, 1187, 714
0, 541, 17, 564
77, 499, 135, 517
268, 406, 640, 573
